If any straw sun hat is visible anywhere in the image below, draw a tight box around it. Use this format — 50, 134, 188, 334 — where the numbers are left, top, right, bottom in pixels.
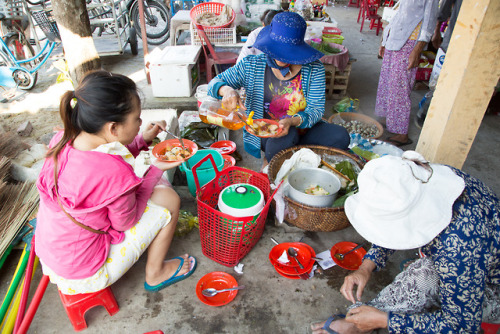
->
345, 151, 465, 250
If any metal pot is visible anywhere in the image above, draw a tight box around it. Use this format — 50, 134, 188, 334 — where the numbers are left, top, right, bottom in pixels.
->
287, 168, 341, 207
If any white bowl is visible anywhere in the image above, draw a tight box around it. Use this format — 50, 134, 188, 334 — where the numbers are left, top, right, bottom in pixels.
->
287, 168, 341, 207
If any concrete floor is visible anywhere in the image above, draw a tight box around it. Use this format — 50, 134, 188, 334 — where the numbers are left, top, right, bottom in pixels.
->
1, 2, 499, 334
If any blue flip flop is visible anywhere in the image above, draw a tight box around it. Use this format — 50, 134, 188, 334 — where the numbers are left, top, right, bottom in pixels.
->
321, 314, 346, 334
144, 256, 197, 292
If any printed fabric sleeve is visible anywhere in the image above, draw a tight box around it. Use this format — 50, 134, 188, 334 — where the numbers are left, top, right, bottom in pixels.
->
296, 61, 325, 129
105, 165, 163, 231
363, 244, 395, 271
417, 0, 439, 43
387, 251, 486, 333
207, 60, 247, 99
125, 134, 149, 158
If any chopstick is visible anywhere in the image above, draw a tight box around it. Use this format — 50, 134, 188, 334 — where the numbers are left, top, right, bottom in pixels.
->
321, 159, 351, 182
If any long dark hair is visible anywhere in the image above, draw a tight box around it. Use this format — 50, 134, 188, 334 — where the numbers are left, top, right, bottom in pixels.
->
47, 70, 139, 162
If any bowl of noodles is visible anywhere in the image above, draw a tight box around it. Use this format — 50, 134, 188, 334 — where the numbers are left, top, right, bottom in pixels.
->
287, 167, 341, 207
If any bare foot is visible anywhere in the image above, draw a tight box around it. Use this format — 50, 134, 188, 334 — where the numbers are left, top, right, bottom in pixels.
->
145, 254, 192, 286
311, 317, 370, 334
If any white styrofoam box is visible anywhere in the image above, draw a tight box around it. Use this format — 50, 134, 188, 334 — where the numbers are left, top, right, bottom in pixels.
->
149, 45, 202, 97
247, 3, 279, 22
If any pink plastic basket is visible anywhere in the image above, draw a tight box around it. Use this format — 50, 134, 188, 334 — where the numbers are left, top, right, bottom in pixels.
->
190, 2, 235, 29
192, 154, 281, 267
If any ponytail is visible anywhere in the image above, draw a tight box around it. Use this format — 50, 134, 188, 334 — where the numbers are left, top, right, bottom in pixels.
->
46, 90, 82, 162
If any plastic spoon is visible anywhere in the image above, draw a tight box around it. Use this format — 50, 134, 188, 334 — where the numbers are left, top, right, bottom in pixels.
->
287, 247, 304, 269
201, 286, 245, 297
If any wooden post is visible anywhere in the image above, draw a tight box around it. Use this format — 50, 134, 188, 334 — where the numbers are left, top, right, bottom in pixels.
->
137, 0, 150, 84
52, 0, 101, 86
416, 0, 500, 168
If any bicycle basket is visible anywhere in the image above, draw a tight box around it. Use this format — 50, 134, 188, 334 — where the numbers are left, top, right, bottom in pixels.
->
0, 0, 24, 19
31, 10, 61, 42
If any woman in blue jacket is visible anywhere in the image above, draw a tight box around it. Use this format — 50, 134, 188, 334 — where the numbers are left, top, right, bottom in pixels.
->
208, 12, 349, 166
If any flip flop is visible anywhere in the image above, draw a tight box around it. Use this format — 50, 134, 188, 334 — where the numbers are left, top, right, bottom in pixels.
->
314, 314, 346, 334
144, 256, 197, 292
386, 137, 414, 147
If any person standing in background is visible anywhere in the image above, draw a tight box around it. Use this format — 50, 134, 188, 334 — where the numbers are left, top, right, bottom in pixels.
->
236, 9, 282, 63
375, 0, 439, 147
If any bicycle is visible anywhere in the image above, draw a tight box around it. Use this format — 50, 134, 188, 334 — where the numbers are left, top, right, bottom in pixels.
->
0, 8, 59, 90
87, 0, 171, 46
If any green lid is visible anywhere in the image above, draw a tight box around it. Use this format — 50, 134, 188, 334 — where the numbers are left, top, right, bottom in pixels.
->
220, 184, 263, 210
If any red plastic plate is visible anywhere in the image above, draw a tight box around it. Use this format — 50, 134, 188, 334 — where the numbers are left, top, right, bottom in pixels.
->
222, 155, 236, 170
245, 119, 282, 138
152, 139, 198, 162
269, 242, 312, 268
210, 140, 237, 155
330, 242, 367, 271
196, 272, 238, 307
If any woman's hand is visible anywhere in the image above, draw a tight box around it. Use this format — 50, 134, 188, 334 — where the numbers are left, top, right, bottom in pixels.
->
345, 305, 388, 331
152, 158, 183, 171
219, 86, 246, 112
378, 46, 385, 58
340, 260, 375, 303
276, 117, 300, 138
143, 121, 166, 143
408, 41, 427, 70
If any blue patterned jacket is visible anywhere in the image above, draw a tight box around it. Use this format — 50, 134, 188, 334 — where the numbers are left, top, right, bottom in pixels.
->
207, 53, 326, 158
365, 168, 500, 333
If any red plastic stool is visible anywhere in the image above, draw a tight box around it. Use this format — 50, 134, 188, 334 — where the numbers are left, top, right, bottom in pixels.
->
58, 287, 119, 331
482, 322, 500, 334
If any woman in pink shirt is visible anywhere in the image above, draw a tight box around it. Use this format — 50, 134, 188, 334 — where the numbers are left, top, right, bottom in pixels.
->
35, 70, 196, 294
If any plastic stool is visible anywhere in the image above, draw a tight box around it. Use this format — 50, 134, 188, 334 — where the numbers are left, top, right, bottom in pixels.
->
58, 287, 119, 331
482, 322, 500, 334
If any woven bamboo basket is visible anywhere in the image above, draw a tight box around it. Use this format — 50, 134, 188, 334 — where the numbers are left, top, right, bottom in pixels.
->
268, 145, 364, 232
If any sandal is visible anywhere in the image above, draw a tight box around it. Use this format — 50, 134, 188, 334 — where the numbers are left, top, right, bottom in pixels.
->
144, 256, 197, 292
312, 314, 346, 334
385, 137, 414, 147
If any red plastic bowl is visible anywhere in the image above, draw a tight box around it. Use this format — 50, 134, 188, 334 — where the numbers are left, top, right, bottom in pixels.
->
196, 272, 238, 307
330, 242, 367, 271
269, 242, 312, 268
210, 140, 236, 155
152, 139, 198, 162
245, 119, 282, 138
222, 155, 236, 170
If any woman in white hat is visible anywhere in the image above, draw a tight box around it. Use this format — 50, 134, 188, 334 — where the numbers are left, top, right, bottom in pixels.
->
312, 151, 500, 333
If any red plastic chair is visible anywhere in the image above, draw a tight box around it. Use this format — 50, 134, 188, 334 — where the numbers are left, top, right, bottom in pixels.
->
58, 286, 120, 331
359, 0, 383, 36
481, 322, 500, 334
195, 25, 238, 82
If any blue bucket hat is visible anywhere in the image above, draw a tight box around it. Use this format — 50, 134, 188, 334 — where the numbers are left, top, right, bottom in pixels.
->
253, 12, 324, 65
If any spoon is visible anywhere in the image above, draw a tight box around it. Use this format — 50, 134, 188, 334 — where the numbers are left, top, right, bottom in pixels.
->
334, 244, 364, 261
287, 247, 304, 269
271, 237, 322, 261
201, 286, 245, 297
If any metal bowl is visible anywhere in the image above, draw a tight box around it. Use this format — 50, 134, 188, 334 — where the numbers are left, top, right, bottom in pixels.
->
287, 168, 341, 207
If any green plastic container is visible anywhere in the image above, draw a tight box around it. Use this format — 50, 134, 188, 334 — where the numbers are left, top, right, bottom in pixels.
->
180, 149, 224, 196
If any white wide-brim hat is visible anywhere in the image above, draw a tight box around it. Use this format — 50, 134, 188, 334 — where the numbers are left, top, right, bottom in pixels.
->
345, 151, 465, 250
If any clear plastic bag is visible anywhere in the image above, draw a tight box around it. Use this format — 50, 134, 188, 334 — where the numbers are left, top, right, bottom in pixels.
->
333, 97, 359, 113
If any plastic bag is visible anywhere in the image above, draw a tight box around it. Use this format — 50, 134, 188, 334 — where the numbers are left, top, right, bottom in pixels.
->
175, 210, 199, 237
333, 97, 359, 113
181, 122, 219, 148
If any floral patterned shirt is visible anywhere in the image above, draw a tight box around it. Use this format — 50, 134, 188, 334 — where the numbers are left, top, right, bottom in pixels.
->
364, 168, 500, 333
263, 67, 306, 121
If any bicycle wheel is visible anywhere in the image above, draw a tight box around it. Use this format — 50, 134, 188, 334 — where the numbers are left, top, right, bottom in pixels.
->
4, 33, 36, 63
13, 68, 37, 90
131, 0, 171, 45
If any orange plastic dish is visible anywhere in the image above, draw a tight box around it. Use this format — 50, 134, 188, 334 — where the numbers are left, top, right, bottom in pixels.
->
330, 242, 367, 271
269, 242, 312, 268
152, 139, 198, 162
245, 119, 282, 138
222, 155, 236, 170
196, 272, 238, 307
210, 140, 237, 155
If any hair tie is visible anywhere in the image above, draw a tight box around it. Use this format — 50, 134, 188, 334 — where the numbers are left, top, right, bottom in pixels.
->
70, 91, 77, 108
